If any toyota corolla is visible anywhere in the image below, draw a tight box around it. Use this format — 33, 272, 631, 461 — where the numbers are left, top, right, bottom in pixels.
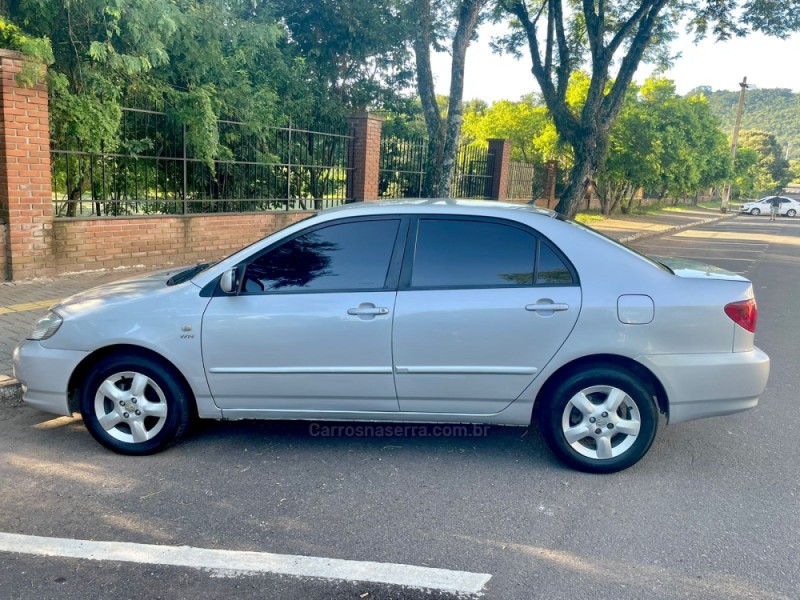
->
14, 200, 770, 473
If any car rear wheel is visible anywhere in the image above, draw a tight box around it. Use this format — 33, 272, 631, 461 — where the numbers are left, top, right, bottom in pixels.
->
79, 354, 192, 455
750, 208, 761, 216
540, 367, 658, 473
787, 209, 796, 217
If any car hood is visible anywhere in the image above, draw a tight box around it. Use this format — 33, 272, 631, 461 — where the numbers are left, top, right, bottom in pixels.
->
651, 256, 749, 282
52, 265, 199, 318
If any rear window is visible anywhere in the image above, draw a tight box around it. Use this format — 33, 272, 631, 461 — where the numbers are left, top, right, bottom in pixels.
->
560, 217, 672, 274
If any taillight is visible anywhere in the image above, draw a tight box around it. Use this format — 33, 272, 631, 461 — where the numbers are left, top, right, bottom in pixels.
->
724, 299, 757, 333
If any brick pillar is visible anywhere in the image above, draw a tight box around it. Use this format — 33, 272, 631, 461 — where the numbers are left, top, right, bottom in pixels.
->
488, 139, 512, 201
544, 160, 558, 209
347, 112, 384, 202
0, 49, 53, 280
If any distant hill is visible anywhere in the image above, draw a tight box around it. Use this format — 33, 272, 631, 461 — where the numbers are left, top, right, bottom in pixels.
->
691, 87, 800, 162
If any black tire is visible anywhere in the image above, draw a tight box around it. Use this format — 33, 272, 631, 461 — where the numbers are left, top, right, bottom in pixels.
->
540, 367, 658, 473
79, 354, 192, 455
787, 209, 796, 217
750, 208, 761, 216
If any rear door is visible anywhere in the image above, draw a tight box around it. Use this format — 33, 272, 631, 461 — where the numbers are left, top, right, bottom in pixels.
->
392, 216, 581, 414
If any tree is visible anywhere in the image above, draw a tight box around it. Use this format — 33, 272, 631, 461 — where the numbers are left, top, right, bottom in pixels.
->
412, 0, 489, 197
595, 78, 730, 214
790, 160, 800, 184
596, 84, 659, 215
500, 0, 800, 217
734, 130, 791, 197
272, 0, 416, 114
461, 96, 555, 163
731, 148, 759, 199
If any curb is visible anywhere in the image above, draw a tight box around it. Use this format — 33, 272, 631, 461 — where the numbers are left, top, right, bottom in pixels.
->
615, 212, 739, 244
0, 377, 22, 404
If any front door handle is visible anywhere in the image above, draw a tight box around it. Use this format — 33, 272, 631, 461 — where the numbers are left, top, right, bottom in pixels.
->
347, 302, 390, 318
525, 302, 569, 312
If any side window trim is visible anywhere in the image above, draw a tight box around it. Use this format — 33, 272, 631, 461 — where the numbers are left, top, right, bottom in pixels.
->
398, 215, 579, 291
214, 215, 410, 296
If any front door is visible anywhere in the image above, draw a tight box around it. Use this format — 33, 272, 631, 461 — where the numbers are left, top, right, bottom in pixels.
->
202, 217, 405, 413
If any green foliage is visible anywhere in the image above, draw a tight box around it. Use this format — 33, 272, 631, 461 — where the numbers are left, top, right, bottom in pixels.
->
3, 0, 415, 168
463, 73, 731, 215
462, 97, 553, 163
598, 78, 731, 213
272, 0, 415, 111
497, 0, 800, 216
703, 88, 800, 162
732, 130, 791, 198
0, 16, 53, 84
790, 160, 800, 183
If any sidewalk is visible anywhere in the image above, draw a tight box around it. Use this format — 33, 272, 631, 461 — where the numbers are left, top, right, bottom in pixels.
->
0, 206, 735, 385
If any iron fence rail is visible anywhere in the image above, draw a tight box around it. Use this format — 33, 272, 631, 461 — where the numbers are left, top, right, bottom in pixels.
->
51, 108, 354, 218
451, 144, 495, 200
378, 134, 426, 199
378, 136, 498, 201
507, 161, 537, 200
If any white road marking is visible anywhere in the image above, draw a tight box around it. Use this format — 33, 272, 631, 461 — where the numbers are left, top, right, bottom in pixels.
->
0, 532, 490, 595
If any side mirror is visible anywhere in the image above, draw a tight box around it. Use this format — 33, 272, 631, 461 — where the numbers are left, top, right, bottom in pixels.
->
219, 267, 240, 294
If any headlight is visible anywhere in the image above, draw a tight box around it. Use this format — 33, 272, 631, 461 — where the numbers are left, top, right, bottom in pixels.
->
28, 311, 63, 340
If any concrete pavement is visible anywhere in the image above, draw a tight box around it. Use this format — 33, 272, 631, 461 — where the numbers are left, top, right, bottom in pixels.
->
0, 206, 736, 384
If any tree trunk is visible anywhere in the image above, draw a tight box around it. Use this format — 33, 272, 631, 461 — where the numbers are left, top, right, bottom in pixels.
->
412, 0, 442, 198
556, 132, 609, 218
413, 0, 484, 198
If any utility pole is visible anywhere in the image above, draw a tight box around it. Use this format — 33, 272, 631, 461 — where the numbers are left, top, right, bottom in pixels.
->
721, 77, 749, 213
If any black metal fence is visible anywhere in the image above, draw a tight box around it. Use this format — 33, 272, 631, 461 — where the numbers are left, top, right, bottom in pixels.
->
378, 134, 426, 199
450, 144, 495, 200
507, 161, 537, 200
51, 108, 353, 218
378, 136, 497, 200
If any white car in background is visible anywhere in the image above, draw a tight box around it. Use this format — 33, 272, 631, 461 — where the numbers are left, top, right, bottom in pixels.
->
740, 196, 799, 216
14, 200, 770, 473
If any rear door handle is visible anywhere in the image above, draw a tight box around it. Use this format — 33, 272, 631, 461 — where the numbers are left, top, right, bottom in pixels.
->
525, 302, 569, 312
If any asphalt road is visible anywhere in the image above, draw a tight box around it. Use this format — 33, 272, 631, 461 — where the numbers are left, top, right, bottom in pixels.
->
1, 214, 798, 599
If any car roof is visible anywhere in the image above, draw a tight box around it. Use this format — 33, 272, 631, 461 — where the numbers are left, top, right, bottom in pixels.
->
317, 198, 559, 219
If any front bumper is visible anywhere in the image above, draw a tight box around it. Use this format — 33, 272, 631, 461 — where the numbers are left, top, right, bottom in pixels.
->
13, 340, 89, 416
636, 348, 769, 424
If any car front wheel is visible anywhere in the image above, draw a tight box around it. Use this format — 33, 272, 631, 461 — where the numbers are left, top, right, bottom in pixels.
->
79, 354, 192, 455
750, 208, 761, 215
540, 367, 658, 473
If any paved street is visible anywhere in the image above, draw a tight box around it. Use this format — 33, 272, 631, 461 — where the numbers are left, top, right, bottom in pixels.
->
1, 209, 798, 599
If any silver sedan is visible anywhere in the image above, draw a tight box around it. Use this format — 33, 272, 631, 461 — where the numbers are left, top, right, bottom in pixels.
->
13, 200, 769, 473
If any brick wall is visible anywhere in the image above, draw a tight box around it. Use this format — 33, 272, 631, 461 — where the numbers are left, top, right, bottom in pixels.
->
347, 113, 383, 201
0, 49, 54, 280
488, 139, 512, 201
51, 212, 314, 274
0, 218, 7, 279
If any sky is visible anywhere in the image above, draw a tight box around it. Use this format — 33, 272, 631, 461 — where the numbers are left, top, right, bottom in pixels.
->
430, 23, 800, 103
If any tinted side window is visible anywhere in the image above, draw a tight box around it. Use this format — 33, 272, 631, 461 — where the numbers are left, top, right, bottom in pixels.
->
536, 243, 574, 284
246, 219, 400, 292
411, 219, 536, 288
